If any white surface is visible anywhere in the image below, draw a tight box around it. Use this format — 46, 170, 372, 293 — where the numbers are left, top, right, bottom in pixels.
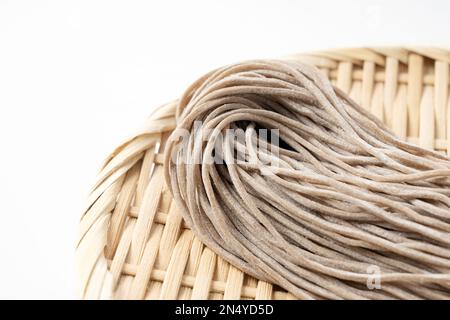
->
0, 0, 448, 299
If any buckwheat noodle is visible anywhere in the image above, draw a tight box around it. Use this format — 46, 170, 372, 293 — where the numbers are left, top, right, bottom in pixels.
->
164, 60, 450, 299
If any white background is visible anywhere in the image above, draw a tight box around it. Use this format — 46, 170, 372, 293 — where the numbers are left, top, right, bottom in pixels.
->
0, 0, 448, 299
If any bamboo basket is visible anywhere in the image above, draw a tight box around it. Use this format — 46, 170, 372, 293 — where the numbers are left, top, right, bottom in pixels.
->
77, 47, 450, 299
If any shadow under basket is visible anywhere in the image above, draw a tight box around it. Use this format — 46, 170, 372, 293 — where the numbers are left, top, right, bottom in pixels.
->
77, 47, 450, 299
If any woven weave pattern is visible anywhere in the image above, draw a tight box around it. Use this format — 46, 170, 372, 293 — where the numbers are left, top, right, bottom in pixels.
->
77, 47, 450, 299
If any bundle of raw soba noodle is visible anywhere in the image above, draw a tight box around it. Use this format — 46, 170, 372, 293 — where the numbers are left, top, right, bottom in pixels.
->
163, 60, 450, 299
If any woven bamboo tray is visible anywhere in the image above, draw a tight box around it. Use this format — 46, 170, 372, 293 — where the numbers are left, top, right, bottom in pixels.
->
77, 47, 450, 299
